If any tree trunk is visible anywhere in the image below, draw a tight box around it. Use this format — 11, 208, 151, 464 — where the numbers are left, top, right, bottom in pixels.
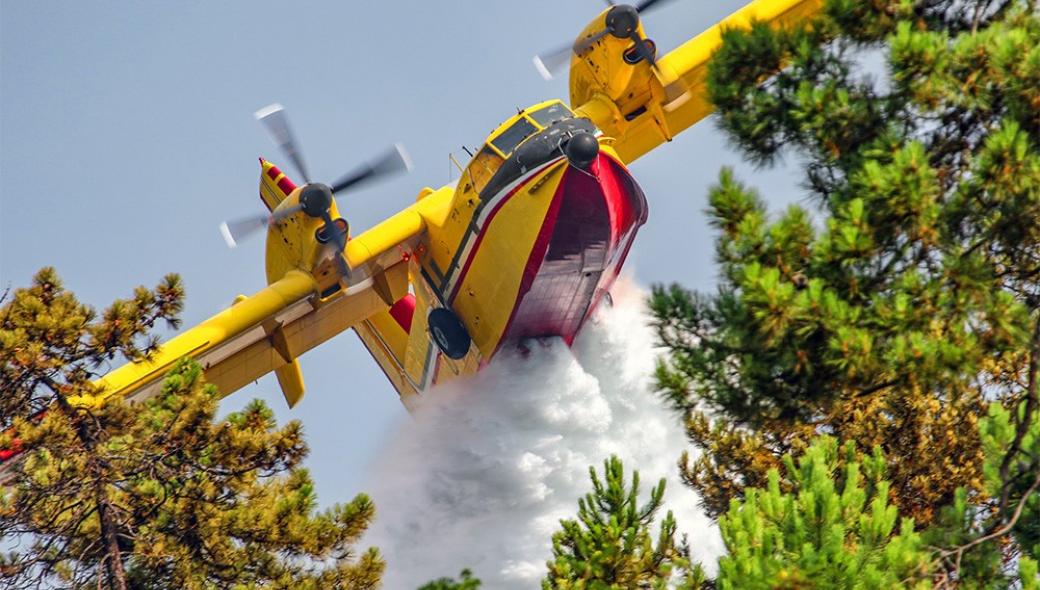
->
95, 482, 129, 590
49, 382, 129, 590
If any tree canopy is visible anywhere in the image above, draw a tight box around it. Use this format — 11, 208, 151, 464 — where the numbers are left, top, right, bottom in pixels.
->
0, 269, 383, 589
652, 0, 1039, 532
650, 0, 1039, 585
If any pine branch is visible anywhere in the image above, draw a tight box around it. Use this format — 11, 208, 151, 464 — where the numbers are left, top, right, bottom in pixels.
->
997, 314, 1040, 517
938, 469, 1040, 575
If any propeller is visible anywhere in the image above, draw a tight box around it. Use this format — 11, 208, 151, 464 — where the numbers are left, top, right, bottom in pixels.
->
219, 202, 304, 248
533, 0, 674, 80
254, 103, 311, 183
219, 104, 412, 280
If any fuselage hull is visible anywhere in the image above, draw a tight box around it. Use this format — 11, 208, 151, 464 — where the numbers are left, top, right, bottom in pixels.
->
369, 146, 647, 401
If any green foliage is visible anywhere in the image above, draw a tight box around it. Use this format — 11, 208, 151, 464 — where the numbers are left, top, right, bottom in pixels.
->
980, 402, 1040, 560
0, 269, 383, 589
652, 0, 1040, 539
708, 408, 1039, 588
716, 438, 933, 589
542, 456, 703, 589
418, 569, 482, 590
922, 401, 1040, 587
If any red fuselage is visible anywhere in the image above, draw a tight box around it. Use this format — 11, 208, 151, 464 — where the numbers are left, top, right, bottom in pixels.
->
500, 153, 648, 347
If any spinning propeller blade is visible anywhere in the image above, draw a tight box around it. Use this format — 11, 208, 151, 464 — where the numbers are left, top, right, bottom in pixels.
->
255, 103, 311, 183
219, 203, 304, 248
533, 29, 611, 81
322, 219, 352, 279
330, 143, 412, 194
635, 0, 667, 11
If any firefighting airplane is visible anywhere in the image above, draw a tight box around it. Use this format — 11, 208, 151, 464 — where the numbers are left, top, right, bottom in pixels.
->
76, 0, 821, 412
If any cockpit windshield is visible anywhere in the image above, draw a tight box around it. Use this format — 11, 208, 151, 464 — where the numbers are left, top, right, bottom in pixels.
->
528, 102, 573, 127
489, 117, 538, 157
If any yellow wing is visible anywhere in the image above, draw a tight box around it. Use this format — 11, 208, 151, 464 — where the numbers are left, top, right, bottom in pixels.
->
85, 199, 427, 410
572, 0, 823, 164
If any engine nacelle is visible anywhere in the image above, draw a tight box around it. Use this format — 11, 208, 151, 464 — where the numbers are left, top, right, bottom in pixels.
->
568, 6, 659, 122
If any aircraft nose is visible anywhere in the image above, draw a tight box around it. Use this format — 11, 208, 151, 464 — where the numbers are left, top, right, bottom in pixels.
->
564, 132, 600, 169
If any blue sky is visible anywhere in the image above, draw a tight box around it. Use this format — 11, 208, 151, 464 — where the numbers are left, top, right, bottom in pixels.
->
1, 1, 801, 506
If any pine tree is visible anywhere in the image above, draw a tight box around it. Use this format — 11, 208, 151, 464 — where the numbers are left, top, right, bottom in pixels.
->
542, 456, 703, 590
715, 437, 933, 589
651, 0, 1040, 539
714, 407, 1039, 588
0, 268, 383, 589
418, 569, 482, 590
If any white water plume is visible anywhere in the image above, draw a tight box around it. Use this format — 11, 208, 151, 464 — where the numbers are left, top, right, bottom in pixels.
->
362, 278, 723, 588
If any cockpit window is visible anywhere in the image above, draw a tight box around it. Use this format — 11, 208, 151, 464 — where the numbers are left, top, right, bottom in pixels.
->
489, 117, 538, 156
528, 103, 573, 127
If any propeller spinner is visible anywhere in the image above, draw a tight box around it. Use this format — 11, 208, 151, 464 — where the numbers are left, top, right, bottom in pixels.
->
533, 0, 673, 80
219, 104, 411, 281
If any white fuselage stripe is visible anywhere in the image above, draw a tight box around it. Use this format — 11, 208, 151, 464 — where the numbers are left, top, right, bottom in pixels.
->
441, 157, 567, 301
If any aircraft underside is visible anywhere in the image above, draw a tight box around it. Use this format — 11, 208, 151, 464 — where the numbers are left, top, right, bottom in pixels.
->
502, 153, 647, 347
